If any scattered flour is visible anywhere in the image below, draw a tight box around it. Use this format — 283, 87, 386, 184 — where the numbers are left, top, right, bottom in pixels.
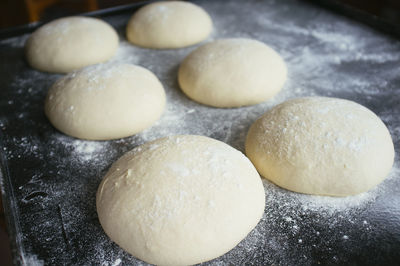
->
110, 258, 121, 266
108, 41, 139, 65
49, 135, 110, 165
0, 0, 399, 265
20, 254, 44, 266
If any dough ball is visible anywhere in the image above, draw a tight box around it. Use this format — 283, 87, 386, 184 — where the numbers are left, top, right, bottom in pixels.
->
178, 38, 287, 108
97, 135, 265, 265
246, 97, 394, 196
25, 16, 118, 73
126, 1, 212, 49
45, 63, 165, 140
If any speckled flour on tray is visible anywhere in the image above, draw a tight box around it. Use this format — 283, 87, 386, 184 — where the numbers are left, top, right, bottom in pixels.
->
1, 0, 399, 265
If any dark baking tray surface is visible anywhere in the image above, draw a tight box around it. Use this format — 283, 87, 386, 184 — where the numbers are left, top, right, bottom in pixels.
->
1, 0, 400, 265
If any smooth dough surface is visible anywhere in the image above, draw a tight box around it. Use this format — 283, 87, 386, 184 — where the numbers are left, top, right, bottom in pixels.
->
178, 38, 287, 107
126, 1, 212, 49
96, 135, 265, 266
45, 63, 165, 140
25, 16, 118, 73
245, 97, 394, 196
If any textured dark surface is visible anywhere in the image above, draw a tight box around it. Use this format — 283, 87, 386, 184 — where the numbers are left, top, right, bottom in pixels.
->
0, 0, 399, 265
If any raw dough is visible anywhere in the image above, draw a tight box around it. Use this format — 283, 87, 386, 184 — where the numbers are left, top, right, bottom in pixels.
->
245, 97, 394, 196
178, 38, 287, 107
96, 135, 265, 266
25, 16, 118, 73
126, 1, 212, 49
45, 63, 165, 140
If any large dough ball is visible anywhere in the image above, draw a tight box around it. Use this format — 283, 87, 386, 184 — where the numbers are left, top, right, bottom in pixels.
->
245, 97, 394, 196
96, 135, 265, 265
178, 38, 287, 108
45, 63, 165, 140
25, 16, 118, 73
126, 1, 212, 49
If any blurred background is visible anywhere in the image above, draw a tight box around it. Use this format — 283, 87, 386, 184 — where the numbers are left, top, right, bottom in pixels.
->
0, 0, 400, 30
334, 0, 400, 24
0, 0, 142, 29
0, 0, 399, 265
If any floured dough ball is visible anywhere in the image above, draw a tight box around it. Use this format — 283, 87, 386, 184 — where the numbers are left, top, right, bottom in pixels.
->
246, 97, 394, 196
45, 63, 165, 140
126, 1, 212, 49
178, 38, 287, 108
97, 135, 265, 265
25, 16, 118, 73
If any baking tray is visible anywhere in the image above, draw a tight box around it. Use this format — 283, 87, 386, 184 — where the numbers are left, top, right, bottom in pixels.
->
1, 0, 400, 265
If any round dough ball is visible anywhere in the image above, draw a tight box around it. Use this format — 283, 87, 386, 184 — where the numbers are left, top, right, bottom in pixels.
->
245, 97, 394, 196
97, 135, 265, 265
25, 16, 118, 73
126, 1, 212, 49
45, 63, 165, 140
178, 38, 287, 108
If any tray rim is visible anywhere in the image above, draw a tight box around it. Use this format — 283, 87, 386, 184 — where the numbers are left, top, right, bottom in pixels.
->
0, 0, 399, 264
0, 0, 157, 41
